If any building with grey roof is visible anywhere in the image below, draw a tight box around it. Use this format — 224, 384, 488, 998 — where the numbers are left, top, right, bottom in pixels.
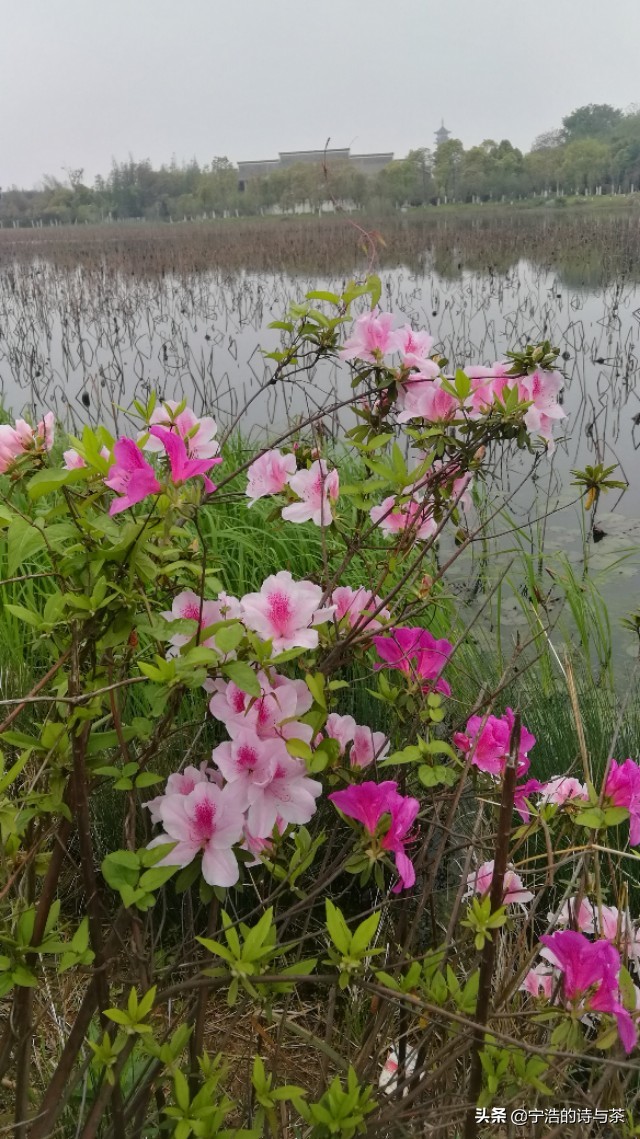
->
237, 148, 393, 190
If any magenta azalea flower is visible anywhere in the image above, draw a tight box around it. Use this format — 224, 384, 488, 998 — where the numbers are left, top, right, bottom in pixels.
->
245, 448, 297, 505
149, 781, 245, 887
453, 708, 535, 778
104, 437, 162, 515
240, 571, 336, 652
149, 425, 221, 492
339, 310, 400, 364
540, 929, 637, 1054
604, 758, 640, 845
513, 778, 544, 823
281, 460, 339, 527
329, 780, 419, 892
373, 626, 453, 696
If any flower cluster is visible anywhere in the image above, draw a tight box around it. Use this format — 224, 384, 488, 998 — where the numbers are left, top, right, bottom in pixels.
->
0, 411, 54, 473
337, 308, 566, 450
101, 402, 222, 515
526, 930, 639, 1054
146, 575, 333, 885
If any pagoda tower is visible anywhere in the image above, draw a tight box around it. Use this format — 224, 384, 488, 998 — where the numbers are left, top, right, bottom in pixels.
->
435, 120, 451, 147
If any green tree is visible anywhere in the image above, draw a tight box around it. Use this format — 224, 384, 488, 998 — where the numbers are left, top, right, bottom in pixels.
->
562, 103, 623, 141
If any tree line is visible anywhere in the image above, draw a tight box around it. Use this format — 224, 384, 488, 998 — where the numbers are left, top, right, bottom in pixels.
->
2, 103, 640, 226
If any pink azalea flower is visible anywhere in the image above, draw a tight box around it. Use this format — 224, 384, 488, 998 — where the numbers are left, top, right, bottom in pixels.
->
350, 725, 390, 769
325, 713, 357, 756
373, 626, 453, 697
540, 929, 637, 1054
0, 411, 55, 473
149, 425, 221, 493
518, 369, 566, 451
241, 817, 286, 863
145, 763, 219, 824
328, 781, 419, 892
104, 437, 162, 515
396, 377, 458, 423
281, 460, 339, 527
208, 671, 313, 744
0, 424, 27, 472
161, 589, 242, 659
212, 730, 321, 835
148, 781, 245, 887
370, 493, 438, 542
63, 448, 87, 470
63, 445, 111, 470
245, 449, 297, 505
339, 310, 400, 364
35, 412, 55, 450
142, 401, 219, 460
465, 859, 534, 906
240, 571, 336, 652
211, 729, 285, 792
539, 776, 588, 805
331, 586, 390, 632
604, 758, 640, 845
395, 325, 436, 371
520, 964, 555, 999
549, 896, 597, 934
464, 364, 513, 418
453, 708, 535, 779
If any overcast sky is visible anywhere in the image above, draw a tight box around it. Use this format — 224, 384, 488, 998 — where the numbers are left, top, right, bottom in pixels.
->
2, 0, 639, 189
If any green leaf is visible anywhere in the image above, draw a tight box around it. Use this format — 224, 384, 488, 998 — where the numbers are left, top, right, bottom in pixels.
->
379, 746, 421, 767
305, 672, 326, 709
7, 518, 47, 576
603, 807, 630, 827
222, 661, 261, 697
575, 807, 606, 830
285, 738, 312, 761
351, 911, 380, 955
3, 603, 41, 629
212, 622, 244, 654
27, 468, 79, 499
242, 908, 274, 960
325, 899, 351, 956
138, 866, 178, 891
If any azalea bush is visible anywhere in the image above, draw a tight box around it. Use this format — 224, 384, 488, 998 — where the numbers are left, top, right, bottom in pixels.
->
0, 275, 639, 1139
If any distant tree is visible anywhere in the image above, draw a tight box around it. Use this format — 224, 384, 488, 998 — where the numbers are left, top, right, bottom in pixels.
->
433, 139, 464, 199
531, 129, 565, 151
562, 104, 623, 141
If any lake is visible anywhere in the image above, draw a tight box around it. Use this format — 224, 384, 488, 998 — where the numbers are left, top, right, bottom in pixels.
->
0, 213, 639, 664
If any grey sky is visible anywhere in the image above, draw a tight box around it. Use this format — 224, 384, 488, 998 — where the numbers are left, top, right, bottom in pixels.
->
2, 0, 639, 189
